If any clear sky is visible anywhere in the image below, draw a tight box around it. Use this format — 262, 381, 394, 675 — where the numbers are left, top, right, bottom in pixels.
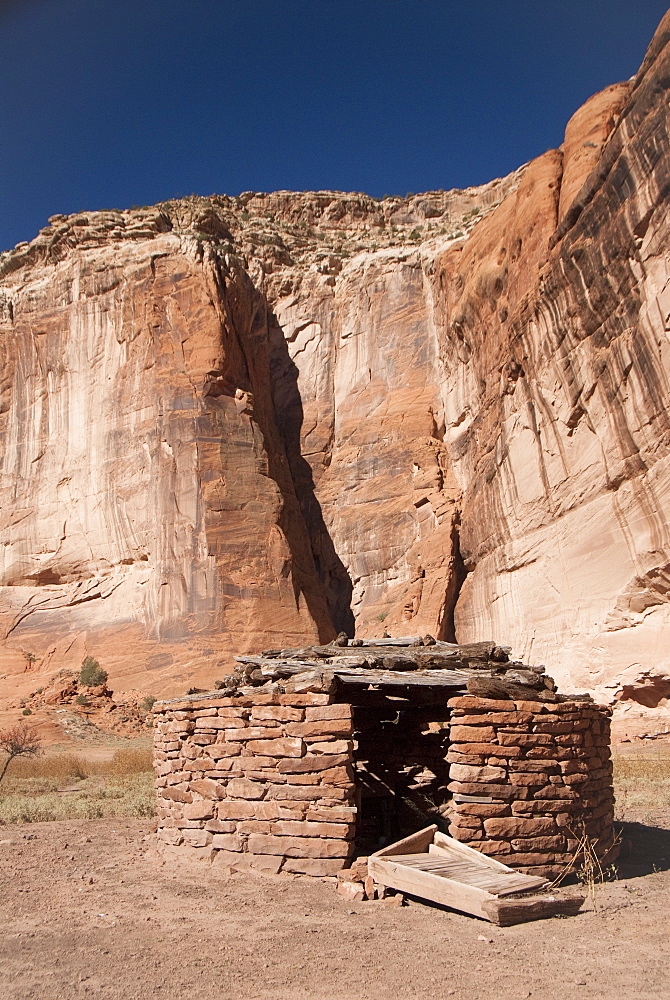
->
1, 0, 668, 251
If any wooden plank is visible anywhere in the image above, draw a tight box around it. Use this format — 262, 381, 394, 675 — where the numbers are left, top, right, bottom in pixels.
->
369, 856, 496, 920
426, 842, 547, 892
334, 669, 471, 689
388, 855, 547, 895
482, 895, 585, 927
371, 825, 437, 858
432, 831, 536, 876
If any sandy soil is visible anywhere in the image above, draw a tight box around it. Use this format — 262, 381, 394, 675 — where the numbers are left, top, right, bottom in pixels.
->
0, 811, 669, 1000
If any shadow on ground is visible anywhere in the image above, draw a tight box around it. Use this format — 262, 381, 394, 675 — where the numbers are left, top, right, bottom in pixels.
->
615, 820, 670, 876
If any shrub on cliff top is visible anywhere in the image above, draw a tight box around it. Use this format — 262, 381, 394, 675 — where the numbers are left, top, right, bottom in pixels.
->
78, 656, 107, 688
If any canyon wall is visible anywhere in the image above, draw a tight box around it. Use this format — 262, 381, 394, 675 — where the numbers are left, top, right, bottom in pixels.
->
1, 12, 669, 707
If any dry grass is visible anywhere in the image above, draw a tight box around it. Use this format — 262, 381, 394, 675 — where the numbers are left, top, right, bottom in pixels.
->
0, 746, 155, 824
612, 751, 670, 820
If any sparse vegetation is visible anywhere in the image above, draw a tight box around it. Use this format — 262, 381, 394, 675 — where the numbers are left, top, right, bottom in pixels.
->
78, 656, 108, 688
21, 708, 32, 716
75, 693, 89, 706
612, 752, 670, 821
0, 746, 154, 823
141, 695, 156, 715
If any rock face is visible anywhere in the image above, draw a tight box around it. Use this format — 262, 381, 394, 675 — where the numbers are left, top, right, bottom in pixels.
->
1, 13, 670, 706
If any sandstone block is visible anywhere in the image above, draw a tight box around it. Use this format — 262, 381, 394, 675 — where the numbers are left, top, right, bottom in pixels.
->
181, 829, 212, 847
470, 840, 513, 854
163, 787, 192, 803
278, 694, 332, 706
305, 739, 354, 755
217, 800, 261, 820
559, 760, 589, 774
304, 704, 353, 722
225, 727, 279, 741
337, 881, 365, 902
183, 800, 214, 820
277, 754, 349, 773
237, 820, 273, 834
533, 785, 578, 800
451, 802, 511, 818
511, 836, 566, 852
286, 719, 353, 738
448, 825, 484, 840
189, 778, 226, 798
305, 806, 358, 823
508, 760, 559, 773
266, 784, 324, 801
205, 820, 237, 833
513, 701, 549, 713
450, 763, 507, 782
247, 737, 304, 758
282, 858, 349, 876
450, 742, 523, 758
456, 711, 534, 725
246, 834, 347, 858
449, 726, 497, 743
270, 820, 354, 838
226, 778, 266, 799
449, 697, 514, 711
447, 813, 482, 829
206, 747, 240, 763
505, 852, 574, 867
512, 800, 573, 815
447, 781, 513, 799
251, 706, 303, 722
509, 772, 548, 787
562, 772, 590, 785
210, 833, 244, 852
498, 733, 553, 746
484, 816, 557, 838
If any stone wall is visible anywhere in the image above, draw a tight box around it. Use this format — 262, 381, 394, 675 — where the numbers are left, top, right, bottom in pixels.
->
154, 689, 617, 881
153, 690, 356, 875
446, 696, 616, 878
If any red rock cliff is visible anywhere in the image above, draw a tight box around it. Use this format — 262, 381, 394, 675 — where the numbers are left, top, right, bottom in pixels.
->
1, 12, 669, 706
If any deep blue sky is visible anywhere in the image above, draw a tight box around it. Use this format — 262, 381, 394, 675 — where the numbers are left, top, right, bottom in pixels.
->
1, 0, 668, 251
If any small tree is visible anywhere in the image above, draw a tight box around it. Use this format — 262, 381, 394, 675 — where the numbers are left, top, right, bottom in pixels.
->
79, 656, 108, 688
0, 723, 42, 784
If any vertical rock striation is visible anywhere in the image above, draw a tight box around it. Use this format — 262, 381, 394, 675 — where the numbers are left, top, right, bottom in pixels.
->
2, 12, 670, 706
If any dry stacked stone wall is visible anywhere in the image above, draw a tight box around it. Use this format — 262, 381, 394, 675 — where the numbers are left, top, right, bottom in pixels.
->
446, 695, 616, 877
154, 690, 356, 875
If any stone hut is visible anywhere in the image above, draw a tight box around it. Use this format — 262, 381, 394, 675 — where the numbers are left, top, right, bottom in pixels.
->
153, 638, 617, 879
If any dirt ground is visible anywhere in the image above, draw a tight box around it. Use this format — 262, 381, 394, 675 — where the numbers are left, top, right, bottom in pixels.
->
0, 808, 669, 1000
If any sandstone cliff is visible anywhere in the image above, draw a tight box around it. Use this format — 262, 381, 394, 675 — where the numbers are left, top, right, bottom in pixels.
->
1, 13, 669, 712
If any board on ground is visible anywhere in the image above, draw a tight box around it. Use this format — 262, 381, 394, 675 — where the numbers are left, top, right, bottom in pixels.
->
368, 825, 584, 925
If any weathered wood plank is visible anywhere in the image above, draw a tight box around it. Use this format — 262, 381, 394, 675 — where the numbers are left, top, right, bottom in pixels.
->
371, 825, 437, 858
482, 895, 585, 926
369, 857, 495, 920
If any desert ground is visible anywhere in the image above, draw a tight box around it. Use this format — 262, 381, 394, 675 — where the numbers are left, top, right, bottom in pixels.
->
0, 737, 669, 1000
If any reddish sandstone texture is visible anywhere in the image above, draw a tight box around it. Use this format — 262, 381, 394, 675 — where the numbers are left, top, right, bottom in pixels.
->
1, 13, 670, 713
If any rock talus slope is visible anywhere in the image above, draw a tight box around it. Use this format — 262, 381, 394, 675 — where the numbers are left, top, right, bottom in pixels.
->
1, 12, 670, 710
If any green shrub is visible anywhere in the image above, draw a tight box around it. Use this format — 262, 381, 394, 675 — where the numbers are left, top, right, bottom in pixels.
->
78, 656, 107, 688
75, 694, 88, 706
21, 707, 32, 716
141, 695, 156, 714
